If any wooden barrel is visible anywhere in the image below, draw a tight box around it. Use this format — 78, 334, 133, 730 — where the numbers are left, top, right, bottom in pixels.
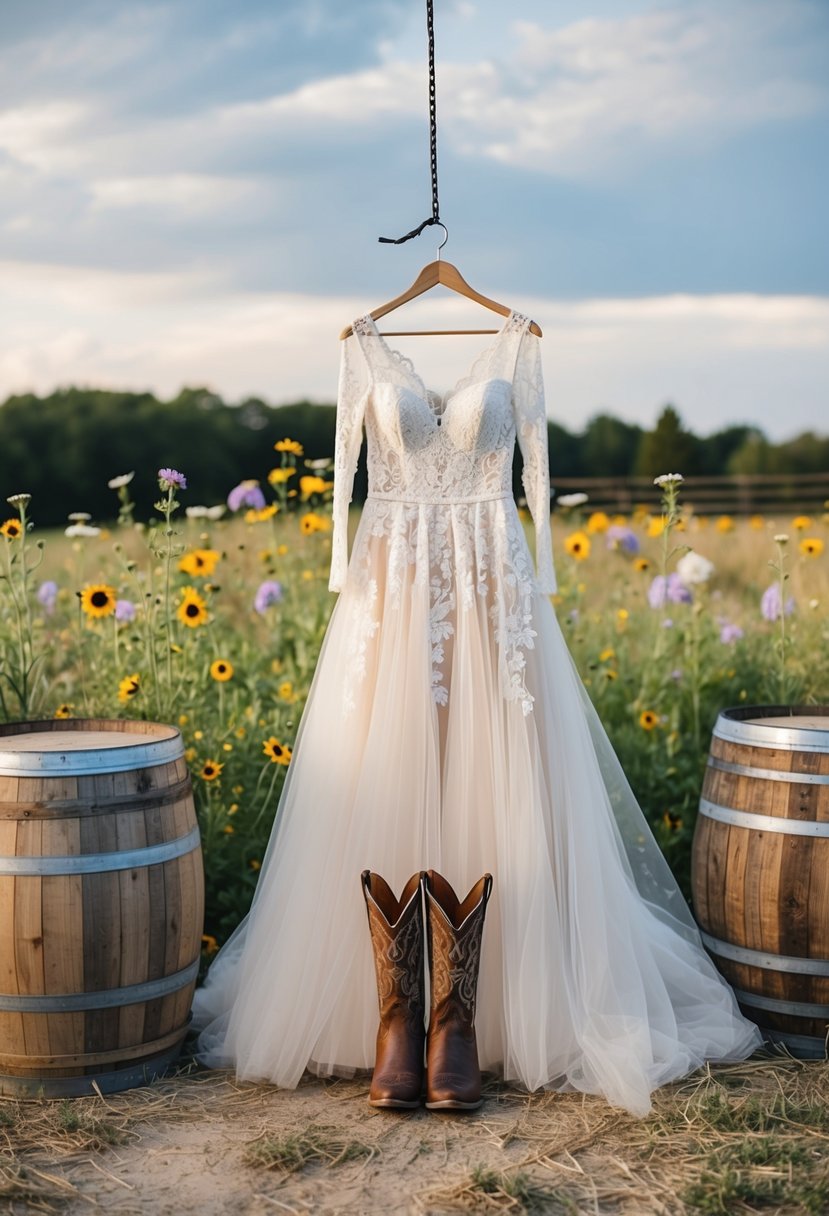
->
692, 705, 829, 1058
0, 718, 204, 1096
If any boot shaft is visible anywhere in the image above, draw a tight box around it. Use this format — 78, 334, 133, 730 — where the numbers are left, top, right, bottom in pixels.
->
361, 870, 426, 1026
424, 871, 492, 1026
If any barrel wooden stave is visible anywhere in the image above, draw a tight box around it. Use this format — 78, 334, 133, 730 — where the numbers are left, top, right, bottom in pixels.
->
0, 720, 203, 1093
692, 709, 829, 1052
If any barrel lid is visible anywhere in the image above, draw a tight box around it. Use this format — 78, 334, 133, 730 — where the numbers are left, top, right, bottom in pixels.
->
714, 706, 829, 753
0, 720, 184, 776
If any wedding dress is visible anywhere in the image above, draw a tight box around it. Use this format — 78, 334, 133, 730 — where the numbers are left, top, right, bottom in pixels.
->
192, 310, 762, 1118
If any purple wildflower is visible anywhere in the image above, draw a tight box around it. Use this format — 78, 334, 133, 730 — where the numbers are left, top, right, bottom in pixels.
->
158, 468, 187, 490
228, 480, 266, 512
115, 599, 136, 622
648, 572, 692, 609
670, 668, 683, 681
606, 525, 640, 555
254, 580, 283, 614
761, 582, 795, 622
719, 622, 744, 644
37, 580, 58, 614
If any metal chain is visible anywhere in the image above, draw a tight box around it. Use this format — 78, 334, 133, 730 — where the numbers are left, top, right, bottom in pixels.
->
379, 0, 441, 244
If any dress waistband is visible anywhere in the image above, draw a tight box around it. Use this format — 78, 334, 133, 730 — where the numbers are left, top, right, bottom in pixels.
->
365, 491, 515, 507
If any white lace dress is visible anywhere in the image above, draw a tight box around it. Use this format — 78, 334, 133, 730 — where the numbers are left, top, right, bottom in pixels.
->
192, 311, 762, 1118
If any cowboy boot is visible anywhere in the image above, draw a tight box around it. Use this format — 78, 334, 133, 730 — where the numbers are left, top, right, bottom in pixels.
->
361, 870, 427, 1108
424, 870, 493, 1111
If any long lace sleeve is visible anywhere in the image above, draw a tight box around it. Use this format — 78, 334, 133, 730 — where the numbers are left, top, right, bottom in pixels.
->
513, 331, 556, 594
328, 335, 368, 593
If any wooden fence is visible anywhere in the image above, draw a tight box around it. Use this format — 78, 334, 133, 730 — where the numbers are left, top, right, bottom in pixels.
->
550, 472, 829, 516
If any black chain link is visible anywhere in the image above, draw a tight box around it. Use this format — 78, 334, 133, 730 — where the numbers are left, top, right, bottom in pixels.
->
379, 0, 441, 245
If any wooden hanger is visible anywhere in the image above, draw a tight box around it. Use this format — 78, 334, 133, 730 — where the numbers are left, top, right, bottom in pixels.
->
339, 232, 542, 340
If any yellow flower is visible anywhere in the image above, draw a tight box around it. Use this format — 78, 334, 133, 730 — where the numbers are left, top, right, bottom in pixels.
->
639, 710, 659, 731
800, 537, 824, 557
0, 518, 22, 539
749, 515, 765, 530
647, 516, 666, 538
617, 608, 629, 622
302, 569, 314, 580
278, 680, 294, 701
792, 515, 813, 531
200, 759, 224, 781
244, 504, 278, 523
586, 511, 610, 534
564, 531, 591, 560
633, 557, 651, 573
228, 803, 239, 814
223, 824, 234, 834
268, 467, 297, 485
54, 703, 74, 719
179, 549, 221, 577
222, 742, 233, 752
263, 736, 292, 766
184, 746, 197, 762
299, 475, 333, 500
210, 658, 234, 682
599, 647, 616, 663
249, 858, 261, 871
117, 672, 140, 703
662, 810, 683, 832
194, 730, 203, 740
274, 438, 304, 456
300, 511, 331, 535
178, 713, 189, 726
80, 583, 117, 619
177, 587, 209, 628
604, 668, 618, 681
277, 544, 289, 556
235, 726, 246, 739
201, 934, 219, 954
716, 515, 734, 533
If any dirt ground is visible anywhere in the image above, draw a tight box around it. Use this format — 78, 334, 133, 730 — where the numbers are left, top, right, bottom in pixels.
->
3, 1042, 829, 1216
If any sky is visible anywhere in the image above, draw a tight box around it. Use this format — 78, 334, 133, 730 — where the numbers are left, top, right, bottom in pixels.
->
0, 0, 827, 439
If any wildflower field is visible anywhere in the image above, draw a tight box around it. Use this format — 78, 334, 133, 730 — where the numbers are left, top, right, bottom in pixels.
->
1, 452, 827, 960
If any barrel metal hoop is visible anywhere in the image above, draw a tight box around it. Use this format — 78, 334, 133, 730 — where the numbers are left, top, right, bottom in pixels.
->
732, 987, 829, 1019
701, 931, 829, 976
714, 711, 829, 754
698, 798, 829, 837
0, 957, 200, 1013
761, 1028, 829, 1059
0, 1039, 186, 1098
707, 755, 829, 786
0, 1022, 189, 1070
0, 735, 184, 777
0, 824, 201, 875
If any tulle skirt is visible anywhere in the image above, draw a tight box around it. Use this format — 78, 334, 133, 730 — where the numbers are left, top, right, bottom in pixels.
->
192, 498, 762, 1118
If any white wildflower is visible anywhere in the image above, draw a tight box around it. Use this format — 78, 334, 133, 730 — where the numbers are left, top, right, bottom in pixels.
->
676, 551, 715, 585
107, 472, 134, 489
556, 492, 589, 508
67, 511, 92, 522
6, 493, 31, 507
304, 457, 333, 470
654, 474, 684, 487
774, 533, 789, 544
65, 524, 100, 538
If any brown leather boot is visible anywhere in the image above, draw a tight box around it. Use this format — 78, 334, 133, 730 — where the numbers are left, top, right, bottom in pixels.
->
424, 870, 493, 1111
361, 870, 427, 1109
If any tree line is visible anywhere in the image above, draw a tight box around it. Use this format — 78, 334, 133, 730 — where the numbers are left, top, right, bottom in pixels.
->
1, 386, 826, 527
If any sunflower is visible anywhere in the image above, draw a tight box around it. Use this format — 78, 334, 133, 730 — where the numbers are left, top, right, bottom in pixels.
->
201, 934, 219, 954
80, 583, 117, 618
792, 515, 813, 531
263, 736, 292, 766
586, 511, 610, 534
300, 512, 322, 535
278, 680, 294, 701
662, 810, 683, 831
54, 703, 74, 719
177, 588, 209, 628
249, 858, 261, 872
179, 549, 220, 577
210, 658, 234, 682
117, 672, 140, 703
244, 504, 279, 523
639, 710, 659, 731
200, 759, 224, 781
598, 647, 616, 663
0, 518, 22, 539
563, 531, 591, 560
715, 515, 735, 533
633, 557, 651, 573
800, 537, 824, 557
274, 438, 304, 456
299, 475, 333, 500
647, 516, 666, 538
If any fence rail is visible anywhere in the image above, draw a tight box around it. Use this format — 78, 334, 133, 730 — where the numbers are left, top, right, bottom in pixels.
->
550, 473, 829, 516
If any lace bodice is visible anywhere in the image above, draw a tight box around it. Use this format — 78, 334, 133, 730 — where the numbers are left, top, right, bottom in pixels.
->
329, 310, 556, 595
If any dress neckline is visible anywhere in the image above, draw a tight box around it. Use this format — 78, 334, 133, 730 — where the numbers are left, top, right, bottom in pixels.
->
356, 310, 520, 416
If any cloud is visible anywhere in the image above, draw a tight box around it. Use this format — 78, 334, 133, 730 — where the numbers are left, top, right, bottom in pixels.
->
0, 259, 826, 438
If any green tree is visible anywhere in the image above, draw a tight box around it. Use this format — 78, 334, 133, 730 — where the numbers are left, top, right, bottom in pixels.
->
634, 405, 701, 477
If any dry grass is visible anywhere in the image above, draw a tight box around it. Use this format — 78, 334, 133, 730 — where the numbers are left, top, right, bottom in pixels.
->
2, 1053, 829, 1214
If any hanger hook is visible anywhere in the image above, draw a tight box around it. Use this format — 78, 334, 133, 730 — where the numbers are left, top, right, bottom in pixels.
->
435, 221, 448, 260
